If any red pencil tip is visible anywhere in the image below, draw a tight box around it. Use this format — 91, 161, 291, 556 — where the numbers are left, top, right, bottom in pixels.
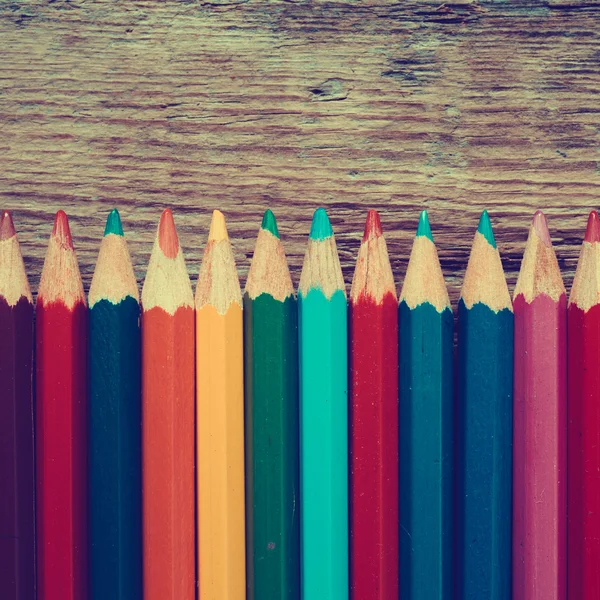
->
584, 210, 600, 243
0, 210, 16, 241
532, 210, 551, 247
51, 210, 74, 249
158, 208, 179, 258
363, 210, 383, 242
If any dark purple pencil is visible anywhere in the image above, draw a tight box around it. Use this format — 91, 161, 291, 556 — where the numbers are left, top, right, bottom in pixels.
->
0, 210, 35, 600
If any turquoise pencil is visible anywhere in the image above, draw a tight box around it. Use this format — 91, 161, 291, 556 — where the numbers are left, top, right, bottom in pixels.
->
299, 208, 348, 600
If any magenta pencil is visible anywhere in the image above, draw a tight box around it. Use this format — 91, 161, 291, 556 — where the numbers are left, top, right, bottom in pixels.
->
512, 211, 566, 600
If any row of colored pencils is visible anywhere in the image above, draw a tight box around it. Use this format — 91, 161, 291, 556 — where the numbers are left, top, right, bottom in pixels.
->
0, 206, 599, 600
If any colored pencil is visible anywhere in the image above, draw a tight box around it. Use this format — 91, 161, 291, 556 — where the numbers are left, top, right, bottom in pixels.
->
244, 209, 299, 600
349, 209, 398, 600
36, 210, 87, 600
0, 211, 35, 600
512, 211, 566, 600
398, 211, 453, 600
568, 210, 600, 600
299, 208, 348, 600
196, 210, 245, 600
141, 208, 195, 600
88, 209, 142, 600
456, 210, 513, 600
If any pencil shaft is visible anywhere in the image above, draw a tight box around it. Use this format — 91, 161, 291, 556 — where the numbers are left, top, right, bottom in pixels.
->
244, 293, 300, 600
89, 297, 142, 599
456, 300, 513, 600
398, 301, 453, 600
568, 303, 600, 599
36, 302, 88, 600
513, 293, 566, 600
196, 303, 245, 600
0, 297, 34, 600
349, 294, 398, 600
299, 289, 348, 600
142, 306, 195, 600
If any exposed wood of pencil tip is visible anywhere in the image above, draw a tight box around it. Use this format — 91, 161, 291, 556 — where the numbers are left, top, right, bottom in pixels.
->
0, 210, 33, 306
141, 208, 193, 315
89, 210, 139, 308
298, 208, 345, 300
195, 210, 242, 315
460, 212, 512, 313
244, 211, 294, 302
37, 210, 85, 309
569, 210, 600, 312
514, 211, 565, 304
350, 209, 396, 304
399, 211, 450, 312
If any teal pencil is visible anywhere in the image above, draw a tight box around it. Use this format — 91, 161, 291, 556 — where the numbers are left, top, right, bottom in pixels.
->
299, 208, 348, 600
399, 211, 453, 600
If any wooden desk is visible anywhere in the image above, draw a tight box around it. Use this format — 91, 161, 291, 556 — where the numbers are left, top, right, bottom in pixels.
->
1, 0, 598, 301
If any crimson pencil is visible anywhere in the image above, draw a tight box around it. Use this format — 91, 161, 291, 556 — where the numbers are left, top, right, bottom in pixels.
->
36, 211, 87, 600
0, 211, 35, 600
568, 210, 600, 600
513, 211, 566, 600
349, 210, 398, 600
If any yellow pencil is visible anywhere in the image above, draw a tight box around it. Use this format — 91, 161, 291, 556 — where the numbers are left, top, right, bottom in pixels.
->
195, 210, 245, 600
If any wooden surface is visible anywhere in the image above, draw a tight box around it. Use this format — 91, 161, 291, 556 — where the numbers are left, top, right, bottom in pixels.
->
1, 0, 599, 303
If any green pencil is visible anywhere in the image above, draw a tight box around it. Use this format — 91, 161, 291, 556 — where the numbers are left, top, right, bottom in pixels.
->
88, 209, 142, 600
244, 209, 300, 600
399, 211, 453, 600
299, 208, 348, 600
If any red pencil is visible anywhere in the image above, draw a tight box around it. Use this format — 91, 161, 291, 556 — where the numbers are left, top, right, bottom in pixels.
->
0, 211, 35, 600
512, 211, 566, 600
349, 210, 398, 600
568, 210, 600, 600
36, 211, 87, 600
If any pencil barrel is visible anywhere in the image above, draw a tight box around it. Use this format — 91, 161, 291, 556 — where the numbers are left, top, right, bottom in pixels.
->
244, 293, 300, 600
399, 301, 453, 600
89, 297, 142, 600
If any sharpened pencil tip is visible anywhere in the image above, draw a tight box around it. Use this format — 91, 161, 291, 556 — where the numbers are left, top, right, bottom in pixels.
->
208, 209, 228, 242
261, 209, 280, 239
104, 209, 124, 237
309, 207, 333, 241
477, 210, 496, 249
532, 210, 552, 247
158, 208, 179, 258
0, 210, 16, 241
363, 209, 382, 241
416, 210, 434, 242
52, 210, 74, 249
585, 210, 600, 243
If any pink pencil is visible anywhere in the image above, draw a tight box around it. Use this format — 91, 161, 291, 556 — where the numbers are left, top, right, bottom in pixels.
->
512, 211, 567, 600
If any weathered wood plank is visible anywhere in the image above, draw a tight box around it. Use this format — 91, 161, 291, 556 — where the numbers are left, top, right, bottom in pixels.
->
1, 0, 599, 305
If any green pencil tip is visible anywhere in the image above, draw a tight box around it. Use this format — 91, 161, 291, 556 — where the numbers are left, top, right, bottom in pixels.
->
309, 207, 333, 241
104, 209, 124, 236
261, 209, 280, 238
477, 209, 496, 248
416, 210, 434, 242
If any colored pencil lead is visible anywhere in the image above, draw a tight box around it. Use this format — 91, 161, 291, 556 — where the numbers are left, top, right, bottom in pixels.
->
208, 209, 227, 242
158, 208, 179, 258
52, 209, 74, 249
415, 210, 434, 241
0, 210, 16, 240
363, 208, 382, 241
477, 209, 497, 248
309, 207, 333, 241
261, 208, 280, 238
584, 210, 600, 243
104, 208, 124, 237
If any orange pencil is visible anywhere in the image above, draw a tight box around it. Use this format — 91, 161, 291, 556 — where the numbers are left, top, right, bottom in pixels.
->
141, 209, 195, 600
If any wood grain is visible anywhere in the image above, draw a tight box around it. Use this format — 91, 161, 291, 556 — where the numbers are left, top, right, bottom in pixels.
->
1, 0, 599, 305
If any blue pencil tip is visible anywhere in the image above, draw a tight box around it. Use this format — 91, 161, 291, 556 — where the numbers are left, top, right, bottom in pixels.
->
309, 207, 333, 241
